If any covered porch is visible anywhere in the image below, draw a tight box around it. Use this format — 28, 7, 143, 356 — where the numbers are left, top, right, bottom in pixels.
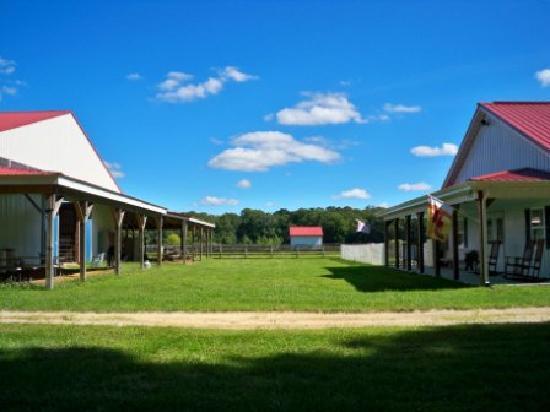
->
382, 170, 550, 285
0, 168, 215, 288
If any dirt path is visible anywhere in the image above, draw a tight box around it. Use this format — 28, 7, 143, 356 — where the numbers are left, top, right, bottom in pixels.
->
1, 307, 550, 329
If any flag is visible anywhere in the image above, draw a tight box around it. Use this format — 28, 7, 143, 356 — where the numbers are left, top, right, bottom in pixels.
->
356, 219, 371, 234
427, 195, 453, 241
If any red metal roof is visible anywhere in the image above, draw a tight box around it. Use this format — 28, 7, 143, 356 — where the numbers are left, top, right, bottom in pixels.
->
289, 226, 323, 236
0, 166, 53, 176
0, 110, 71, 132
480, 102, 550, 151
470, 168, 550, 182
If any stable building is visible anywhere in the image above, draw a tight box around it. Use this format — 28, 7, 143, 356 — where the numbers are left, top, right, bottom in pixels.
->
289, 226, 323, 249
0, 110, 214, 288
381, 102, 550, 285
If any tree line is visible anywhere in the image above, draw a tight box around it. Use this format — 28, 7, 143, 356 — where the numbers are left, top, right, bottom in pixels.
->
184, 206, 386, 245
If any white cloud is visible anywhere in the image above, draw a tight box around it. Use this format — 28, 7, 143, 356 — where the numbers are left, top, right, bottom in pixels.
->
1, 86, 17, 95
383, 103, 422, 114
398, 182, 432, 191
104, 161, 125, 179
200, 195, 239, 206
220, 66, 257, 82
237, 179, 252, 189
339, 80, 351, 87
126, 72, 143, 81
265, 201, 276, 207
208, 131, 340, 172
411, 142, 458, 157
0, 57, 15, 75
334, 188, 371, 200
535, 69, 550, 87
273, 92, 365, 125
155, 66, 255, 103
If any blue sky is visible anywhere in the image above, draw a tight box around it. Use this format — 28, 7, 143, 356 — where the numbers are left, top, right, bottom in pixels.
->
1, 0, 550, 213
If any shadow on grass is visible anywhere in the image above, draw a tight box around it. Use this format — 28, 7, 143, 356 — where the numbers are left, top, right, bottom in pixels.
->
1, 324, 549, 411
322, 264, 469, 292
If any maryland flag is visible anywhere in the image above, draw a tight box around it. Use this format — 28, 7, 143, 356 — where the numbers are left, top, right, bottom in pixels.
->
427, 195, 453, 241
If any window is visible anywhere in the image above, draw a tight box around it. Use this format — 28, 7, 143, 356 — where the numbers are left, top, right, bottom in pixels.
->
531, 208, 545, 241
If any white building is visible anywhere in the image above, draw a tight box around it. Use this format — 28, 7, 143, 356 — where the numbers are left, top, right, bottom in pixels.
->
381, 102, 550, 284
289, 226, 323, 249
0, 111, 214, 288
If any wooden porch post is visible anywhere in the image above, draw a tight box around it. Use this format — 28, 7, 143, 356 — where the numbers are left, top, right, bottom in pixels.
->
113, 208, 125, 275
405, 215, 412, 271
393, 218, 399, 269
191, 225, 196, 261
478, 190, 490, 286
452, 209, 460, 281
182, 220, 188, 263
416, 211, 425, 273
45, 194, 59, 289
200, 226, 204, 260
205, 228, 209, 258
76, 201, 93, 282
156, 215, 163, 266
138, 215, 147, 269
383, 220, 390, 267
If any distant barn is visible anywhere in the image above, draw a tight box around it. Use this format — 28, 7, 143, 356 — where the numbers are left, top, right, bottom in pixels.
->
289, 226, 323, 249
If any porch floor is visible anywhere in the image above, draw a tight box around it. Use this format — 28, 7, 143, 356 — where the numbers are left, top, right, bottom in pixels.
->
419, 267, 550, 285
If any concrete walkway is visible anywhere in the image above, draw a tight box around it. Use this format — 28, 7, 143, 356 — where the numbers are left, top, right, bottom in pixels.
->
2, 307, 550, 329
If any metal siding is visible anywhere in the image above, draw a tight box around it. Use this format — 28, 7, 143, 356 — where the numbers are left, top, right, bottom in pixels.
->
0, 194, 43, 257
290, 236, 323, 246
91, 204, 114, 257
0, 114, 119, 192
455, 113, 550, 184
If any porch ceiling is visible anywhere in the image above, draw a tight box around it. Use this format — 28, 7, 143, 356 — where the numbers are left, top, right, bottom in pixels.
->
382, 179, 550, 220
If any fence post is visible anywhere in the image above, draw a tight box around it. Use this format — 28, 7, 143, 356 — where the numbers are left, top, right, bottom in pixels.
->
219, 244, 222, 259
295, 248, 298, 259
322, 245, 325, 257
245, 246, 248, 259
270, 245, 274, 258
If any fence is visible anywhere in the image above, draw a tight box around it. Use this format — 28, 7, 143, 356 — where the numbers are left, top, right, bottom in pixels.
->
211, 244, 340, 259
340, 243, 385, 265
145, 244, 340, 260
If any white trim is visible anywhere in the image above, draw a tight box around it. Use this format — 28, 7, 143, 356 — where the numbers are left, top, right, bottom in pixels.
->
57, 176, 166, 214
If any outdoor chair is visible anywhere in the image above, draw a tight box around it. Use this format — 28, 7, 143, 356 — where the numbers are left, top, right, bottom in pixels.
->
91, 253, 106, 267
529, 239, 545, 280
505, 240, 535, 280
488, 240, 502, 276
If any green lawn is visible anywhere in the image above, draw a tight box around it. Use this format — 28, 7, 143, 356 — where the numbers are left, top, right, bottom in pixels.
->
1, 323, 549, 410
1, 258, 550, 312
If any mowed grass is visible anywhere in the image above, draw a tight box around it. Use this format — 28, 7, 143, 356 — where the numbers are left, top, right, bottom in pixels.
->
1, 323, 549, 410
2, 258, 550, 312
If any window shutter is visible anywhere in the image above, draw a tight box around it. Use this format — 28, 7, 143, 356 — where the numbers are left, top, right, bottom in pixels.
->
524, 209, 531, 244
463, 217, 468, 248
545, 206, 550, 249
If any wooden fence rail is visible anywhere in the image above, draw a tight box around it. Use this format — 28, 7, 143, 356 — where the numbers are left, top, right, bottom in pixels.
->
145, 244, 340, 260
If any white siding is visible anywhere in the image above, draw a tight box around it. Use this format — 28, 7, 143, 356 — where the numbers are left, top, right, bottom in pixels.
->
0, 114, 119, 192
91, 204, 114, 257
454, 112, 550, 184
290, 236, 323, 247
0, 194, 43, 257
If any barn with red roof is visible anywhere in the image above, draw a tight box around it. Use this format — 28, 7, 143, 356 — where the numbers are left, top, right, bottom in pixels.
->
289, 226, 324, 249
381, 102, 550, 285
0, 111, 214, 289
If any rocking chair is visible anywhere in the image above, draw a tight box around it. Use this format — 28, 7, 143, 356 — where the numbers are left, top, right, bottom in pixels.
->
504, 240, 535, 280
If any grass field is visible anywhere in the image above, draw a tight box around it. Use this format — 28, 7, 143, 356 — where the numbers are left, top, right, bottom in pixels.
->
1, 258, 550, 312
1, 323, 549, 410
